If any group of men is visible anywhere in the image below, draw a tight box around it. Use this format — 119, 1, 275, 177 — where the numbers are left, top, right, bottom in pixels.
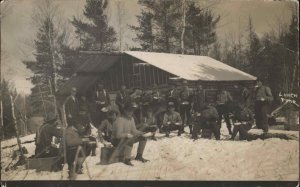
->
34, 79, 273, 177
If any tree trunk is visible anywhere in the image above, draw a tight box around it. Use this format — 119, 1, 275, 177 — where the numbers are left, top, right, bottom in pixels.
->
10, 95, 25, 162
180, 0, 186, 54
0, 99, 3, 140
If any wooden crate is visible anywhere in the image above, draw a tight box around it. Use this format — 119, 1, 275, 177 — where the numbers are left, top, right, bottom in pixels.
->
25, 157, 59, 171
100, 147, 125, 165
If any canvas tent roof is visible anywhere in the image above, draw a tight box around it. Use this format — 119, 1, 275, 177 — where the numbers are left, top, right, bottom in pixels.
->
124, 51, 257, 81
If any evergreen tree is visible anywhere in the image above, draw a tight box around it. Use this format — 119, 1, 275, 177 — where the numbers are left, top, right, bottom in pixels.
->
72, 0, 117, 51
134, 0, 182, 53
130, 10, 155, 51
185, 2, 220, 55
245, 17, 264, 76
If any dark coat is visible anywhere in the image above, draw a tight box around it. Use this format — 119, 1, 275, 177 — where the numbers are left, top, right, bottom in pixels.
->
35, 120, 62, 156
65, 96, 80, 125
94, 89, 111, 109
115, 90, 129, 108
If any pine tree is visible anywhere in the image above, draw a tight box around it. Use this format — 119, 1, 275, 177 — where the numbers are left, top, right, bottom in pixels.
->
245, 17, 263, 76
130, 10, 155, 51
185, 2, 220, 55
72, 0, 117, 51
135, 0, 182, 53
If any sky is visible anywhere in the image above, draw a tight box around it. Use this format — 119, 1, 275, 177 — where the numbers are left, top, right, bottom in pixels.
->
1, 0, 297, 95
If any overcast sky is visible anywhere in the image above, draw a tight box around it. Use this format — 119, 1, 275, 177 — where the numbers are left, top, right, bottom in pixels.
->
1, 0, 296, 94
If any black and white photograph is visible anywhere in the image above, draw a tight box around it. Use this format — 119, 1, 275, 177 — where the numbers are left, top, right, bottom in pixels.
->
0, 0, 299, 184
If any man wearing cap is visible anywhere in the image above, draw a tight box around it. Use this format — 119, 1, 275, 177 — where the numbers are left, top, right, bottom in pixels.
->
65, 87, 80, 128
162, 102, 183, 137
111, 102, 149, 166
35, 113, 63, 158
254, 80, 273, 133
94, 83, 111, 128
115, 84, 129, 113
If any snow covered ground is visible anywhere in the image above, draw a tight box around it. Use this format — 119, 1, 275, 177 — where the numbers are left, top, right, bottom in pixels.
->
1, 125, 299, 181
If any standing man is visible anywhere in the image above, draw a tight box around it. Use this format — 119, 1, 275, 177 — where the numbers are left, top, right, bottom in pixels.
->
179, 84, 193, 134
78, 94, 97, 156
115, 84, 129, 114
254, 80, 273, 133
166, 83, 179, 112
216, 89, 233, 135
94, 83, 111, 128
111, 102, 149, 166
65, 87, 80, 128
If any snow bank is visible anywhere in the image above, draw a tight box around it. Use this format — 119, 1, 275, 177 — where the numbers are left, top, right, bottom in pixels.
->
1, 125, 299, 181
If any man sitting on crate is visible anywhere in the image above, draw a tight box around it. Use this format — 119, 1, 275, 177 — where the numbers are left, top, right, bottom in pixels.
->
162, 102, 183, 137
35, 113, 62, 158
111, 101, 149, 166
136, 105, 158, 141
98, 109, 118, 144
34, 113, 63, 171
65, 122, 92, 178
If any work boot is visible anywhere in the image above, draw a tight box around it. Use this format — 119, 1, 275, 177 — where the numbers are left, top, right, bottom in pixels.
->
178, 130, 181, 136
75, 164, 83, 174
124, 159, 134, 166
151, 136, 157, 141
166, 132, 170, 137
135, 153, 149, 163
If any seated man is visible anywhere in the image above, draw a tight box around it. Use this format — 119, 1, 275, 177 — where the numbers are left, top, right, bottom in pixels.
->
98, 109, 118, 144
111, 102, 149, 166
162, 102, 183, 137
137, 105, 158, 141
230, 103, 254, 140
65, 123, 92, 178
199, 103, 220, 140
35, 113, 62, 158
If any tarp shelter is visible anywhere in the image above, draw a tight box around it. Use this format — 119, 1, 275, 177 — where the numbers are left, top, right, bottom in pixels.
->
57, 51, 257, 103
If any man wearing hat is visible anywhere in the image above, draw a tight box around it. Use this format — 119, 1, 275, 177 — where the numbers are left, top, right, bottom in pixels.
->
65, 87, 80, 128
35, 113, 63, 158
111, 101, 149, 166
94, 83, 111, 128
162, 102, 183, 137
254, 80, 273, 133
